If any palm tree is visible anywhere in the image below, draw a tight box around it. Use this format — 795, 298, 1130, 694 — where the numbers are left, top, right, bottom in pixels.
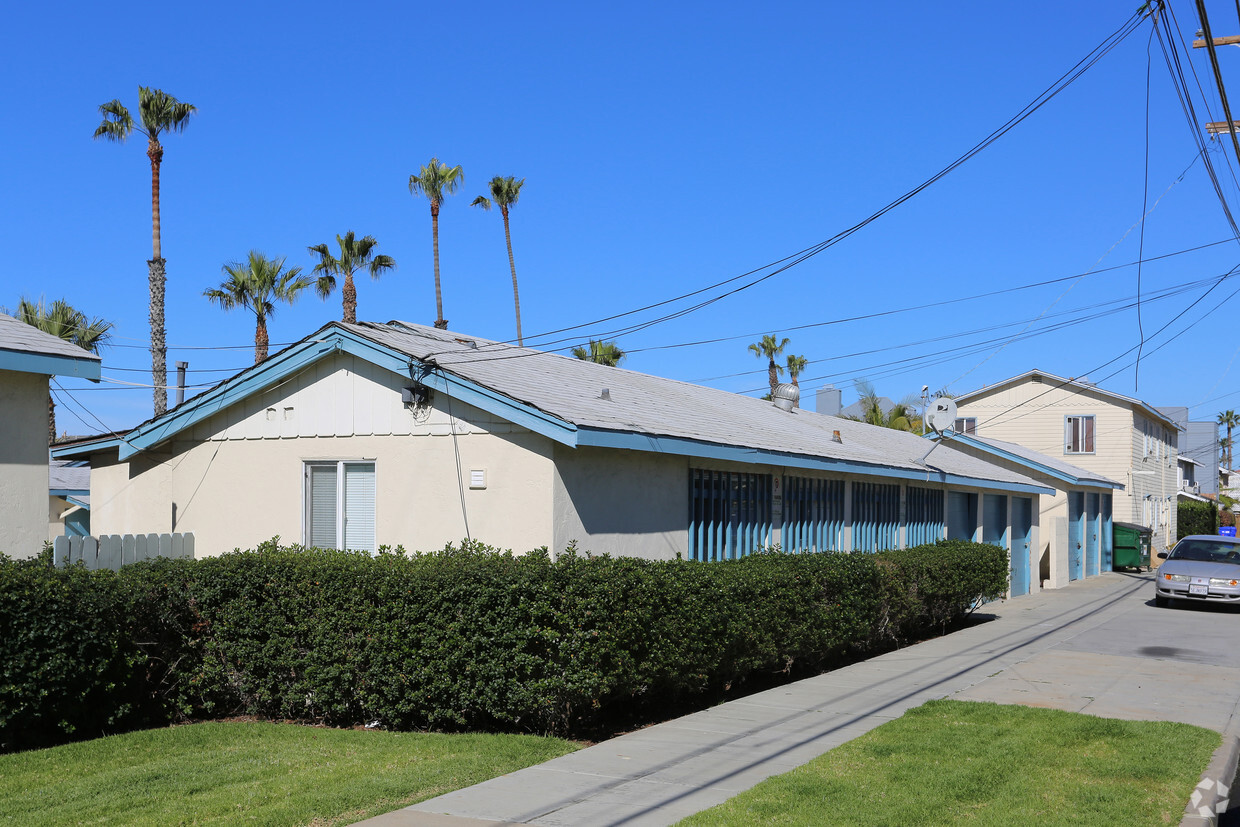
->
307, 232, 396, 325
471, 176, 527, 346
204, 252, 313, 364
850, 379, 921, 432
748, 335, 790, 396
7, 298, 112, 443
408, 158, 465, 329
572, 340, 625, 367
93, 87, 196, 417
1221, 410, 1240, 469
784, 354, 808, 409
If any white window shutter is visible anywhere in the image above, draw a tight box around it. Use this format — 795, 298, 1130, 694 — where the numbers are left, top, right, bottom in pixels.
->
308, 464, 338, 549
343, 463, 376, 553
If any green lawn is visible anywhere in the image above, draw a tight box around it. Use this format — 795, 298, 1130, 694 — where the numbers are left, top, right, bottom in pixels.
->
0, 722, 577, 826
680, 700, 1220, 826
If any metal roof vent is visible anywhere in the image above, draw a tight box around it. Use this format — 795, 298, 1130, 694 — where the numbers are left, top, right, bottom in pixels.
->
772, 383, 800, 412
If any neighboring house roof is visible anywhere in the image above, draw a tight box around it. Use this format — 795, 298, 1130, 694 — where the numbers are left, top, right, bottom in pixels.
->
0, 312, 102, 380
53, 321, 1054, 495
956, 369, 1180, 430
932, 433, 1123, 490
49, 460, 89, 496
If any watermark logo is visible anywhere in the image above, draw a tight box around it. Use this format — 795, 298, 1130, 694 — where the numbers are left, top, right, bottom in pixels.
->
1190, 777, 1230, 817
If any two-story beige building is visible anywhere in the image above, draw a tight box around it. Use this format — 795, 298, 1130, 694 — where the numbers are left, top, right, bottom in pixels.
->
954, 370, 1180, 556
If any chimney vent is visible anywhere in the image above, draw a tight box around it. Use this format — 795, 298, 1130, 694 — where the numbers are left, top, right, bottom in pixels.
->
832, 430, 842, 443
772, 383, 800, 412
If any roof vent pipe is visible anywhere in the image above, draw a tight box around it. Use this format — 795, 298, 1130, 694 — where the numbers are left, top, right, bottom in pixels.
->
600, 388, 611, 401
832, 430, 842, 443
772, 383, 800, 412
175, 361, 188, 407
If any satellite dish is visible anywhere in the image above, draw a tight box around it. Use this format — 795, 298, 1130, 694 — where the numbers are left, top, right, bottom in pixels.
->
925, 396, 958, 436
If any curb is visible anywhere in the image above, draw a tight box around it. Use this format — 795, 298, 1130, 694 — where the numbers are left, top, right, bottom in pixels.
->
1182, 720, 1240, 827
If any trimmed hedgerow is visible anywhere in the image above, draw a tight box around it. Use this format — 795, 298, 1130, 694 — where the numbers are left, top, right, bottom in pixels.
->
0, 557, 145, 752
0, 538, 1007, 750
1178, 499, 1219, 541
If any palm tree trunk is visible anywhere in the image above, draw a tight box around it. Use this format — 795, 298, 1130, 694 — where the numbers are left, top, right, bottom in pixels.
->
431, 203, 447, 329
1230, 423, 1235, 469
342, 272, 357, 325
148, 257, 168, 416
48, 392, 56, 446
502, 207, 522, 346
148, 139, 168, 415
255, 315, 269, 363
768, 359, 778, 395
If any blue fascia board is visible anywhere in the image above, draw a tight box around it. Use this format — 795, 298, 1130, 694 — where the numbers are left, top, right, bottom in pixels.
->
65, 496, 90, 510
118, 327, 578, 459
943, 433, 1124, 490
577, 428, 1054, 495
414, 368, 577, 446
0, 349, 101, 381
51, 436, 123, 459
50, 488, 89, 497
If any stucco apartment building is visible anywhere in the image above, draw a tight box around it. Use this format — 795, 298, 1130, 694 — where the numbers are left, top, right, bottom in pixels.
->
55, 321, 1060, 596
954, 370, 1181, 554
0, 312, 101, 558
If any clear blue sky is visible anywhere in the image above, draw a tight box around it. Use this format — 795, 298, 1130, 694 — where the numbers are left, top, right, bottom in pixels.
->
5, 1, 1240, 435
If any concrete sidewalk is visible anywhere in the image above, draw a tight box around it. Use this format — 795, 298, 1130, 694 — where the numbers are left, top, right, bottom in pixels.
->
361, 572, 1240, 826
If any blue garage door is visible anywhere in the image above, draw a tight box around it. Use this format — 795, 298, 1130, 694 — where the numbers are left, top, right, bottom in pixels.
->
1068, 491, 1084, 581
1086, 492, 1100, 577
1011, 496, 1032, 596
947, 492, 978, 541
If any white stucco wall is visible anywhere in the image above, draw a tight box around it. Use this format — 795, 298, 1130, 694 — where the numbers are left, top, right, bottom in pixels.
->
552, 445, 690, 559
89, 353, 557, 557
0, 369, 49, 558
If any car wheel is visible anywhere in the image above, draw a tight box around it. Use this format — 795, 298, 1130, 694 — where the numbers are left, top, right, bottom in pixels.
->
1155, 594, 1170, 608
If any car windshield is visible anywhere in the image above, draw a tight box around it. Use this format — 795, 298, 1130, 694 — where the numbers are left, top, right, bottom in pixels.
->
1170, 540, 1240, 564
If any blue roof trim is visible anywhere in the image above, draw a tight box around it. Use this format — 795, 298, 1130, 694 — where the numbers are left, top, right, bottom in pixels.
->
65, 496, 90, 510
111, 326, 578, 460
0, 348, 101, 381
576, 428, 1054, 495
51, 436, 124, 459
50, 488, 89, 497
944, 433, 1123, 490
416, 367, 577, 446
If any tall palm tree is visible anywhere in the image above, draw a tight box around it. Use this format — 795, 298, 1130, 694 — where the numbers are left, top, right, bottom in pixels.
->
204, 252, 313, 364
409, 158, 465, 330
7, 298, 112, 443
748, 335, 790, 396
93, 86, 196, 417
1220, 410, 1240, 468
307, 231, 396, 325
572, 340, 625, 367
784, 354, 808, 408
471, 176, 527, 345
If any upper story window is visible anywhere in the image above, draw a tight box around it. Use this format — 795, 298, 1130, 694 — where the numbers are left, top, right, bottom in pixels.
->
954, 417, 977, 435
1065, 415, 1095, 454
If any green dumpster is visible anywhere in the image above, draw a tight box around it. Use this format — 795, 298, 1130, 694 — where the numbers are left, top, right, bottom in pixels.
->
1113, 521, 1151, 571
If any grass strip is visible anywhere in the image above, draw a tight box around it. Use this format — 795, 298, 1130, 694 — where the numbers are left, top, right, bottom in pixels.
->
0, 721, 576, 826
680, 699, 1220, 826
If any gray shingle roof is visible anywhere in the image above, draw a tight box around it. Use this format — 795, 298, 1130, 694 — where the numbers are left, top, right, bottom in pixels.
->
49, 460, 90, 492
348, 321, 1049, 491
0, 312, 101, 363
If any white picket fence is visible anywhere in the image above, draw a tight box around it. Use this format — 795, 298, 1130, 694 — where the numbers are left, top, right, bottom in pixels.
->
53, 533, 195, 571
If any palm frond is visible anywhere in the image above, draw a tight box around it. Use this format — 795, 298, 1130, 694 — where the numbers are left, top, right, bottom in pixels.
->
93, 100, 134, 141
471, 195, 492, 210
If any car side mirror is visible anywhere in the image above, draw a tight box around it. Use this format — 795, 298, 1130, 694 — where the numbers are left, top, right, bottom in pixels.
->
1157, 551, 1168, 559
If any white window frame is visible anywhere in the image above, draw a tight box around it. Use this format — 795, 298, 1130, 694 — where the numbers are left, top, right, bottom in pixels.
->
302, 459, 376, 553
954, 417, 977, 435
1064, 415, 1096, 455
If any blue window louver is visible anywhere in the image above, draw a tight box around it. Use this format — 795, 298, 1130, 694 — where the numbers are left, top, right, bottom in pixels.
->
782, 476, 845, 553
852, 481, 901, 551
906, 486, 945, 546
689, 469, 772, 561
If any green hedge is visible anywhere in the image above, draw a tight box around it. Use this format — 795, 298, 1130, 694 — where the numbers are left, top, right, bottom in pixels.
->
1178, 499, 1219, 541
0, 539, 1007, 750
